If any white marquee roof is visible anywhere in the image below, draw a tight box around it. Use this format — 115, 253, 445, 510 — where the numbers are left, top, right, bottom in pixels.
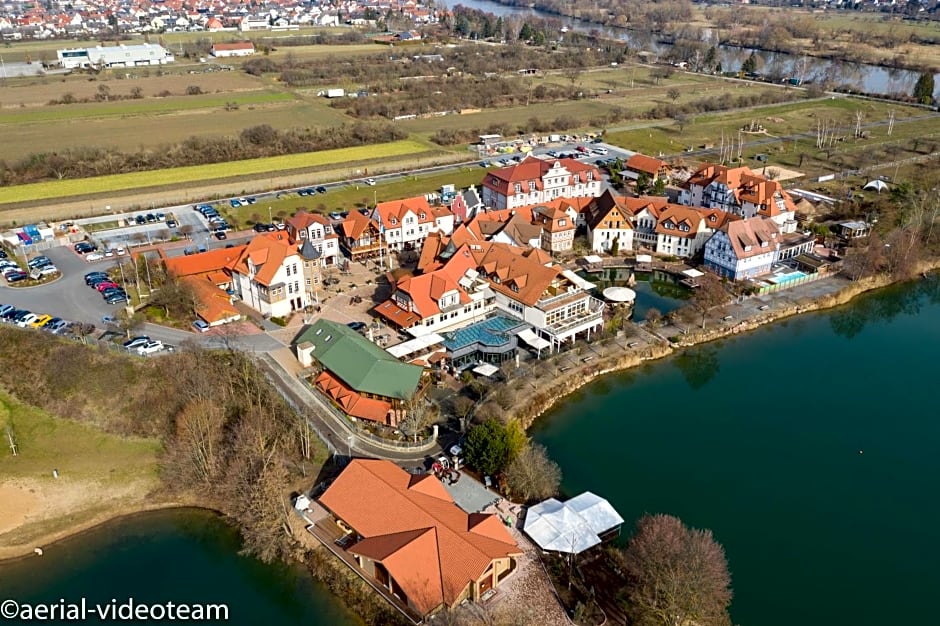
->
523, 492, 624, 554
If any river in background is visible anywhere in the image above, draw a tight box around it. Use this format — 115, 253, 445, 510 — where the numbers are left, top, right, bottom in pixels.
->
0, 509, 361, 626
532, 274, 940, 626
451, 0, 940, 96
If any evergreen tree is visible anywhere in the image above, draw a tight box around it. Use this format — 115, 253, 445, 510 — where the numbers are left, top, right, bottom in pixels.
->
913, 72, 935, 104
519, 22, 533, 42
741, 51, 759, 75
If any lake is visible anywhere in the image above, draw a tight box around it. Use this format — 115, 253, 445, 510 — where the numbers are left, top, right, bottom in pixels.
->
0, 509, 361, 626
532, 274, 940, 626
454, 0, 940, 96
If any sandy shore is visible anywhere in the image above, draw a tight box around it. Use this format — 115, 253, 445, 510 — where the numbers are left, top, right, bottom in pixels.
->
0, 472, 193, 562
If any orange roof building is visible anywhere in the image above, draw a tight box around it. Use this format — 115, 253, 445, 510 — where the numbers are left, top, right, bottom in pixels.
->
163, 246, 246, 326
228, 232, 311, 319
624, 153, 671, 181
481, 156, 602, 210
679, 163, 798, 232
318, 459, 522, 617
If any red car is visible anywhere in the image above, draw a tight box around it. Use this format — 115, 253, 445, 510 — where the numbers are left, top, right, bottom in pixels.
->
576, 145, 589, 153
95, 281, 120, 292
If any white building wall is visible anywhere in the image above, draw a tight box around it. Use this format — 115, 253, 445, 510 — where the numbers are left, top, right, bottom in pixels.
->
589, 227, 634, 254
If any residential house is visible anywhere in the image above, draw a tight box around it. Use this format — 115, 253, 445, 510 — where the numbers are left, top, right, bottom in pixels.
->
338, 211, 384, 261
374, 196, 441, 252
210, 41, 255, 57
481, 156, 602, 210
584, 190, 635, 254
228, 231, 309, 317
704, 217, 781, 280
623, 154, 671, 182
285, 210, 340, 266
654, 204, 734, 258
430, 205, 455, 236
532, 204, 576, 253
294, 320, 424, 426
163, 246, 244, 326
374, 241, 490, 332
317, 459, 521, 618
679, 163, 798, 233
837, 220, 872, 240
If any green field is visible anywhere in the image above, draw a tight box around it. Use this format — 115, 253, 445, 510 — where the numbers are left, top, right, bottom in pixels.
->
223, 166, 489, 223
0, 91, 294, 124
0, 391, 159, 487
0, 140, 433, 205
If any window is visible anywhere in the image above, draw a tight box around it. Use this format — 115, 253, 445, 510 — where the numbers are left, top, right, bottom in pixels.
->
285, 265, 291, 277
559, 219, 567, 227
419, 213, 426, 219
391, 217, 397, 225
587, 172, 594, 181
529, 181, 536, 192
299, 230, 306, 239
573, 175, 580, 184
514, 183, 522, 194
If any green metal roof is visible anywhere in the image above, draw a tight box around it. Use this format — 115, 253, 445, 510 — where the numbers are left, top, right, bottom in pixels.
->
295, 319, 423, 400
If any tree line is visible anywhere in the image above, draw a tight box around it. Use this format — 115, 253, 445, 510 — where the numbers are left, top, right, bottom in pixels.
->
0, 122, 406, 186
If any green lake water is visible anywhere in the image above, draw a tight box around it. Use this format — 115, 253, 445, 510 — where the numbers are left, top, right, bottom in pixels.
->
0, 509, 360, 626
532, 275, 940, 626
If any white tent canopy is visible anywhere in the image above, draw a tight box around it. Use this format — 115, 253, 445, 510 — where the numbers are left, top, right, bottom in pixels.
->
582, 254, 603, 264
863, 179, 889, 193
518, 328, 551, 351
682, 268, 704, 278
473, 363, 499, 377
523, 492, 624, 554
386, 333, 444, 359
636, 254, 653, 264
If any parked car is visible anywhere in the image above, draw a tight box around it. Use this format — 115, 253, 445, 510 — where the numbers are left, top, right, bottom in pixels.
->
0, 304, 14, 317
105, 293, 129, 305
136, 340, 164, 355
229, 199, 242, 208
592, 147, 608, 155
38, 265, 59, 276
28, 256, 52, 269
245, 197, 257, 204
329, 212, 343, 220
85, 252, 105, 262
166, 218, 178, 228
0, 250, 6, 259
5, 271, 28, 283
95, 281, 120, 292
135, 215, 146, 225
123, 336, 151, 350
76, 242, 99, 254
347, 321, 367, 331
47, 319, 70, 334
365, 178, 376, 186
145, 213, 157, 223
102, 315, 119, 326
253, 223, 269, 233
85, 271, 109, 282
16, 313, 39, 328
213, 231, 227, 240
315, 186, 327, 194
31, 314, 52, 328
192, 319, 210, 333
297, 188, 313, 196
156, 212, 166, 221
101, 287, 126, 299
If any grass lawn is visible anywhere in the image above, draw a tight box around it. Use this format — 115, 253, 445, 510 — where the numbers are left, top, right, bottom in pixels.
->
604, 97, 940, 159
223, 165, 490, 223
0, 391, 160, 486
0, 140, 433, 205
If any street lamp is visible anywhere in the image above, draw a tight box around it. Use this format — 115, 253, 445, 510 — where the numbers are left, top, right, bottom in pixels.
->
346, 435, 354, 462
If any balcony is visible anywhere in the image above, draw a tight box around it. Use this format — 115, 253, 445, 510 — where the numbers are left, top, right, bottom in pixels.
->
544, 297, 605, 338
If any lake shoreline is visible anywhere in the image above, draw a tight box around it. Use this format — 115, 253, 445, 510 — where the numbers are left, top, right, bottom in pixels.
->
0, 500, 210, 563
512, 264, 940, 431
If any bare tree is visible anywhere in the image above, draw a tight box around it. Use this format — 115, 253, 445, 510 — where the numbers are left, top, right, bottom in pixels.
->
505, 443, 562, 502
645, 307, 663, 328
616, 514, 733, 626
454, 396, 475, 422
667, 87, 681, 102
688, 273, 729, 329
178, 224, 194, 239
400, 396, 439, 442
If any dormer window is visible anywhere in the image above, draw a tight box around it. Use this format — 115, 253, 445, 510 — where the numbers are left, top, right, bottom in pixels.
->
559, 219, 567, 227
744, 245, 752, 252
391, 217, 397, 225
299, 230, 306, 238
761, 241, 768, 247
573, 175, 581, 184
709, 215, 716, 222
420, 213, 426, 220
587, 172, 594, 181
529, 181, 536, 192
514, 183, 522, 194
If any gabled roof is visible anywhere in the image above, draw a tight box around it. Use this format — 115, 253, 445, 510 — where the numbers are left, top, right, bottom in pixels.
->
165, 245, 245, 278
375, 196, 434, 228
314, 370, 391, 423
467, 242, 560, 307
585, 189, 634, 230
320, 460, 520, 615
227, 232, 296, 286
482, 156, 600, 195
295, 319, 423, 400
684, 163, 797, 216
625, 153, 670, 175
339, 211, 381, 240
286, 209, 332, 241
719, 216, 781, 260
211, 41, 254, 51
181, 275, 240, 325
654, 205, 706, 238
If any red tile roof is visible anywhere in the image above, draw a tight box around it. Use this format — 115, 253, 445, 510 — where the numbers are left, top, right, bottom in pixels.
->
625, 153, 670, 176
315, 371, 392, 423
227, 232, 296, 286
164, 246, 245, 278
319, 460, 520, 615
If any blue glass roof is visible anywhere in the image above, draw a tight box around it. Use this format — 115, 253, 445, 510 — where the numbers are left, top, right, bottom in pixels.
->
442, 316, 525, 351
